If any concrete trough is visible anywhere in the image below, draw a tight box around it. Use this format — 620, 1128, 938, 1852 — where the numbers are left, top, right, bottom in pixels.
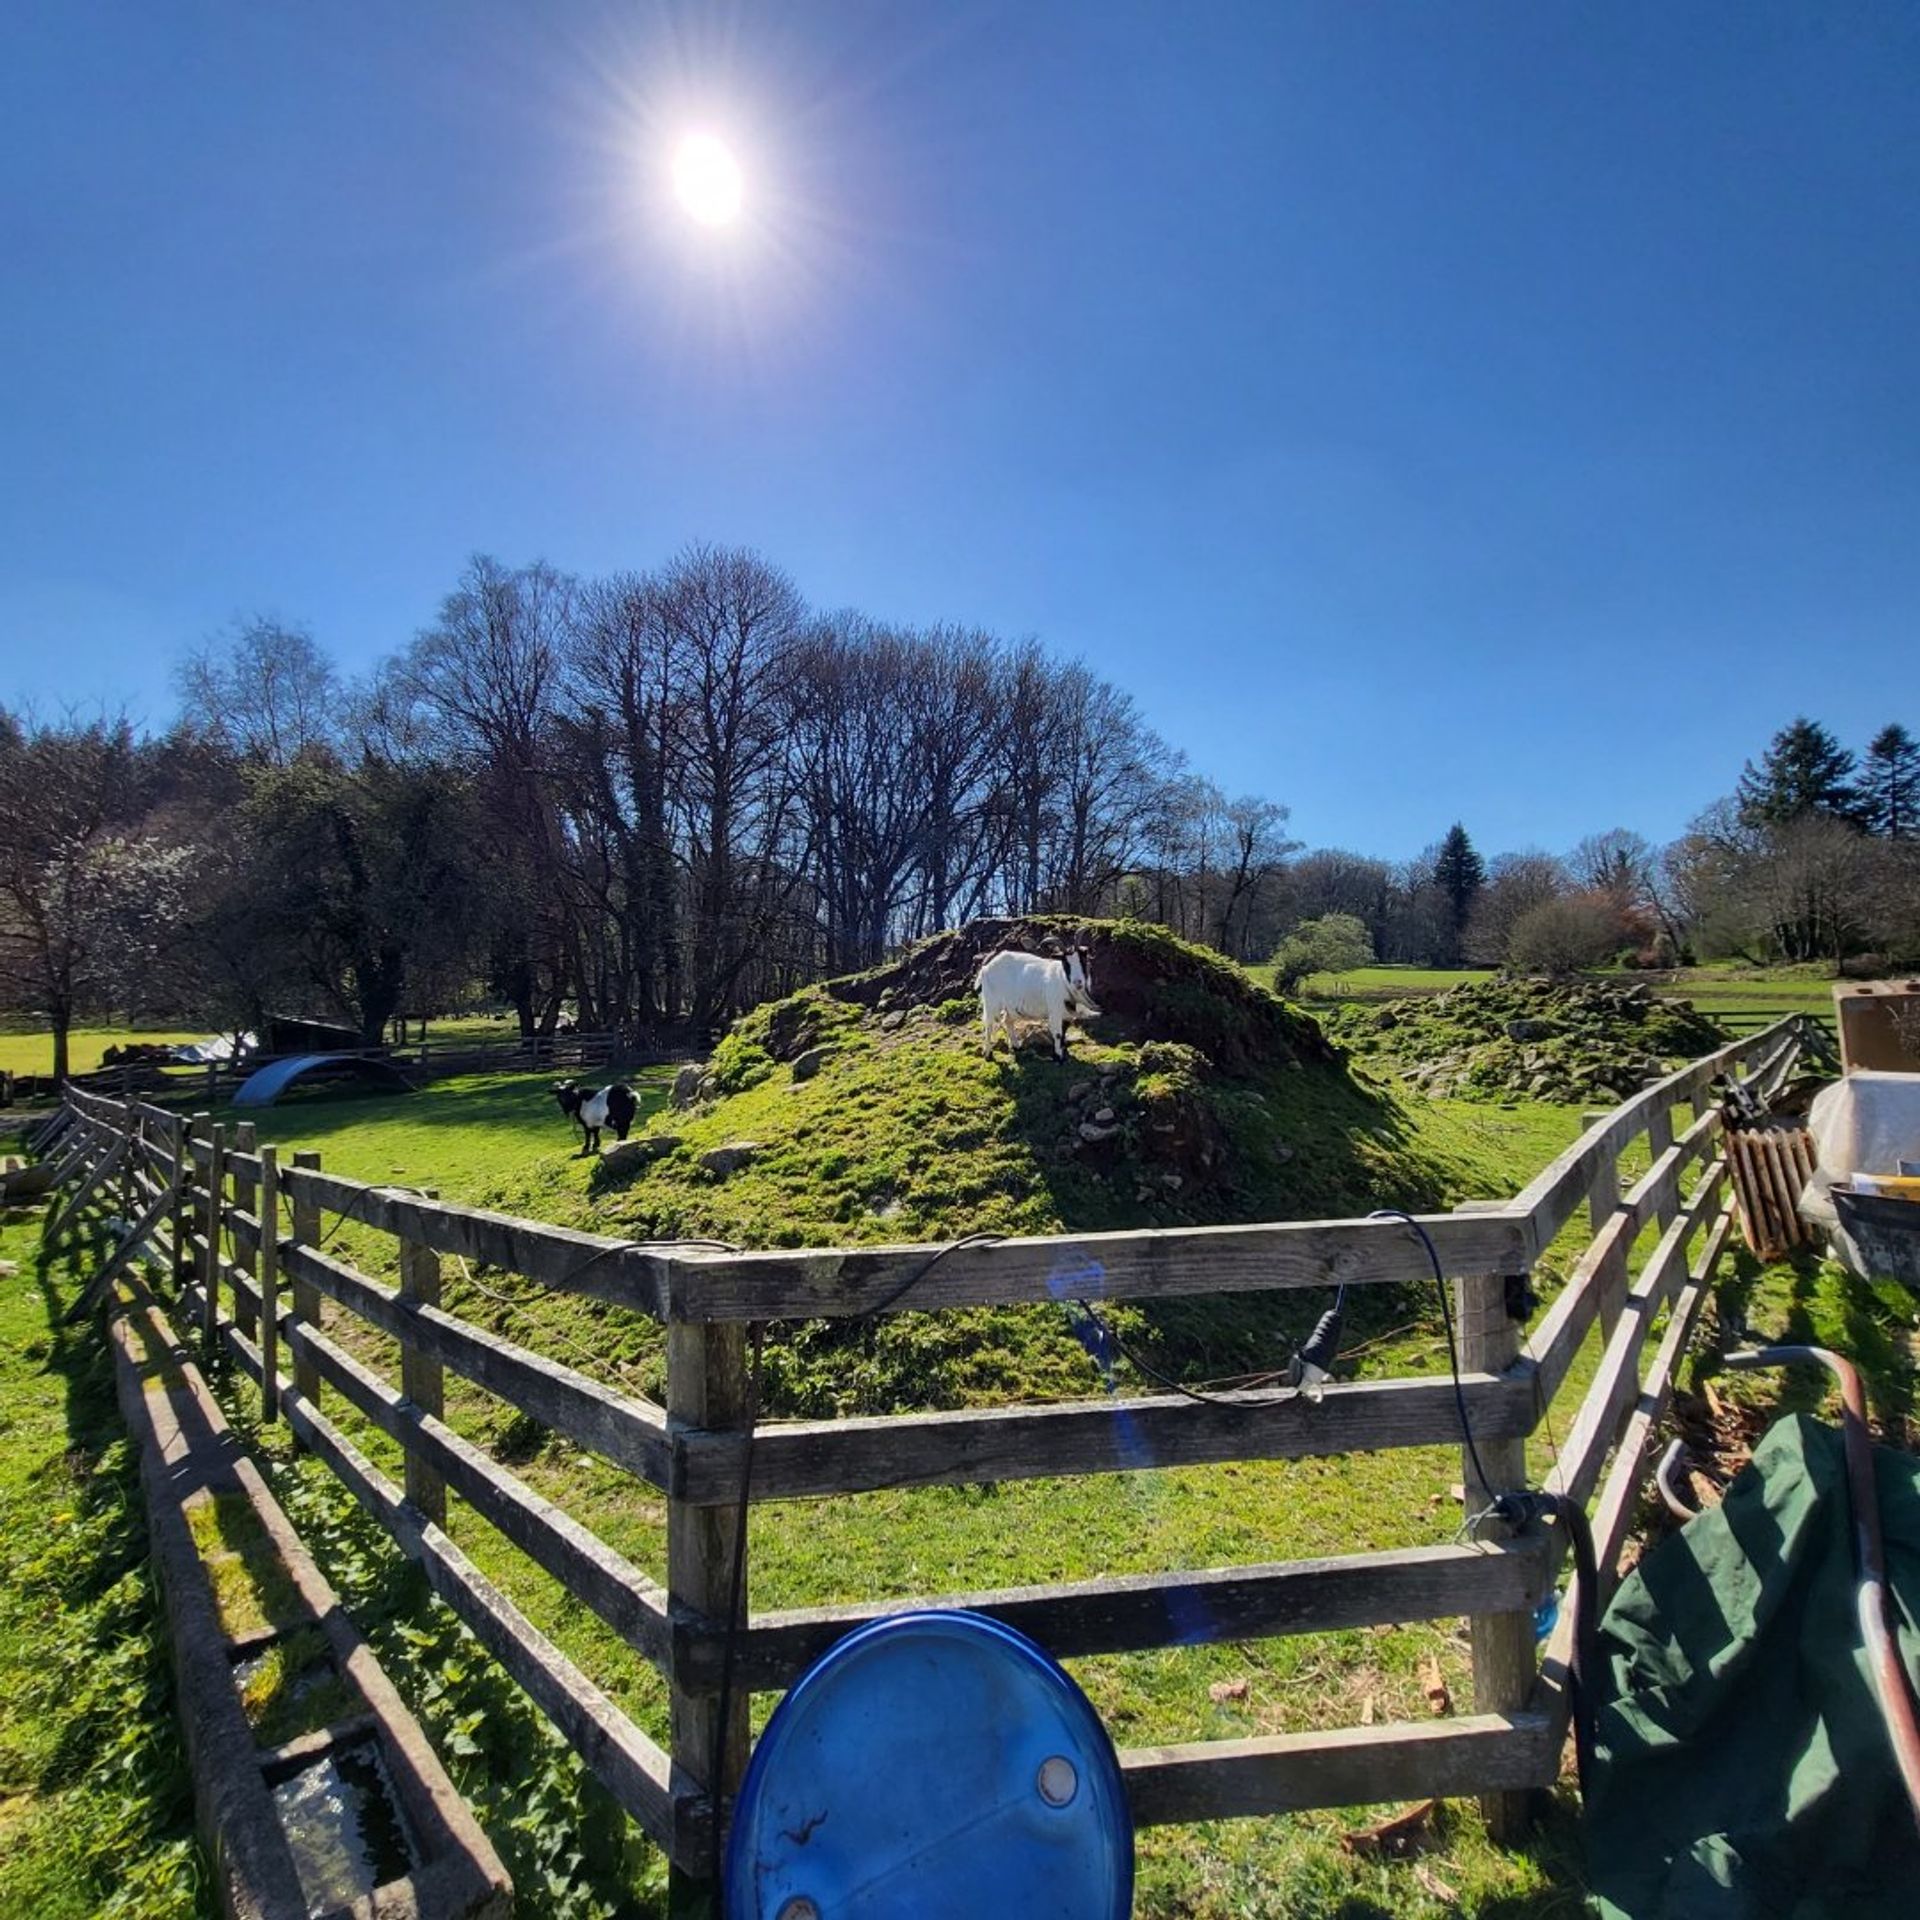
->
106, 1269, 511, 1920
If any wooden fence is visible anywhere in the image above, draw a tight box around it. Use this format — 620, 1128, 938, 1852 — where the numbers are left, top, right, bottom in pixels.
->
42, 1013, 1815, 1909
6, 1026, 706, 1108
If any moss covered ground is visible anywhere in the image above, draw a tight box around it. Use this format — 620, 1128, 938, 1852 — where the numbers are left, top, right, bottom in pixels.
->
1321, 976, 1727, 1106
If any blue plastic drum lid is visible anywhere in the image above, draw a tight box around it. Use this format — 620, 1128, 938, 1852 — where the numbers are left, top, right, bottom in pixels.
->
725, 1610, 1133, 1919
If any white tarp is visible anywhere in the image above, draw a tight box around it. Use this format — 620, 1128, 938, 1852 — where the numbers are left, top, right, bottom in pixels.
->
170, 1031, 255, 1065
1800, 1070, 1920, 1267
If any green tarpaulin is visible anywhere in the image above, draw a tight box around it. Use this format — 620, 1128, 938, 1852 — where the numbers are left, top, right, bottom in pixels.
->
1588, 1413, 1920, 1918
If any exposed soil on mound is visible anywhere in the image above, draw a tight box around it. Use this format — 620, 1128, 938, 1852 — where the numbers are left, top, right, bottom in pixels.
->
1323, 975, 1727, 1104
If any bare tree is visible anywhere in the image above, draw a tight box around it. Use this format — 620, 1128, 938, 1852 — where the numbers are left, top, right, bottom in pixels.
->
656, 545, 808, 1030
177, 618, 339, 765
1464, 851, 1566, 966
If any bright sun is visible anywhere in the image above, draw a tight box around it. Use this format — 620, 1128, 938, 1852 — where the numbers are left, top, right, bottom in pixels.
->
672, 133, 744, 227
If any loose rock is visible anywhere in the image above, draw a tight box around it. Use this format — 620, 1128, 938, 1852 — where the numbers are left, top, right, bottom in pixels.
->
699, 1141, 765, 1178
597, 1135, 679, 1178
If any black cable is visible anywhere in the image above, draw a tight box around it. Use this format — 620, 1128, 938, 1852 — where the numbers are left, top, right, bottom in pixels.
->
711, 1318, 766, 1895
860, 1231, 1008, 1318
1368, 1208, 1498, 1507
1068, 1299, 1262, 1407
1368, 1210, 1603, 1796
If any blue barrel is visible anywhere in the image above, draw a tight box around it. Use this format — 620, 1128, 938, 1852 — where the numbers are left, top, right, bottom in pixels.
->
725, 1610, 1134, 1918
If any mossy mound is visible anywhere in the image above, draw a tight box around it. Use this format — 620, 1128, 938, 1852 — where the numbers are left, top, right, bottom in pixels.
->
598, 918, 1442, 1244
1321, 975, 1727, 1105
506, 921, 1502, 1415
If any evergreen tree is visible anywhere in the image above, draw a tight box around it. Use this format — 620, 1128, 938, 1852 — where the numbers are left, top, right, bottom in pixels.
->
1431, 823, 1485, 965
1859, 723, 1920, 839
1735, 717, 1859, 827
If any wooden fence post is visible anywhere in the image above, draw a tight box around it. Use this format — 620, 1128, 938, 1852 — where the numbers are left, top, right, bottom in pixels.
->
201, 1122, 226, 1345
1456, 1269, 1534, 1842
1645, 1103, 1677, 1230
398, 1189, 446, 1529
259, 1145, 281, 1424
231, 1120, 259, 1338
173, 1116, 203, 1295
666, 1320, 752, 1917
289, 1149, 323, 1418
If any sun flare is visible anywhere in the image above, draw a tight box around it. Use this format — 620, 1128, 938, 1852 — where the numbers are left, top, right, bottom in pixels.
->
672, 132, 744, 227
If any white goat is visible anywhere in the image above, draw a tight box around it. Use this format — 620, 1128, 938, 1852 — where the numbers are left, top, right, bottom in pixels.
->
977, 947, 1101, 1061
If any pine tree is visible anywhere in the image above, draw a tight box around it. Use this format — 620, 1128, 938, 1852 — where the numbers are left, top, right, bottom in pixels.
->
1431, 823, 1485, 965
1735, 717, 1859, 827
1859, 723, 1920, 838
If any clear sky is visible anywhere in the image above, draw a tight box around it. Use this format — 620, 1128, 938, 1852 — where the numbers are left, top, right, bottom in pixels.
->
3, 2, 1916, 859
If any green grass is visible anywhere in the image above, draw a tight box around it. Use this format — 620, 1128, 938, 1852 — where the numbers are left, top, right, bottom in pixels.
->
161, 1032, 1593, 1914
197, 1067, 678, 1207
0, 1027, 209, 1080
0, 1212, 207, 1917
1261, 965, 1498, 1001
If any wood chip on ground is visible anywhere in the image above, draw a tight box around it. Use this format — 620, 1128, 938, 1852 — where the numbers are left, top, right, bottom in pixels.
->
1341, 1799, 1436, 1857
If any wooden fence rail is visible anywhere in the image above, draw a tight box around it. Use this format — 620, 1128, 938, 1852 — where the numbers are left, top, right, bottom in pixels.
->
47, 1013, 1816, 1909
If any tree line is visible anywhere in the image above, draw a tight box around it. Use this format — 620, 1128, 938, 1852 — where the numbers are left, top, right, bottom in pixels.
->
1, 541, 1914, 1078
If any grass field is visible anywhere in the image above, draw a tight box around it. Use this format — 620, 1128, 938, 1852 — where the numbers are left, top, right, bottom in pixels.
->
0, 1028, 209, 1080
5, 1067, 1597, 1917
0, 1214, 206, 1917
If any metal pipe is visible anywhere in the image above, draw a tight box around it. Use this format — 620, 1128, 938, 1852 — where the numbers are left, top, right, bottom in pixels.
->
1724, 1345, 1920, 1829
1655, 1439, 1698, 1522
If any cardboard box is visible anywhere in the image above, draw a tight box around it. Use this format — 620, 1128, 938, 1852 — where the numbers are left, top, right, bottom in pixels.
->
1834, 980, 1920, 1074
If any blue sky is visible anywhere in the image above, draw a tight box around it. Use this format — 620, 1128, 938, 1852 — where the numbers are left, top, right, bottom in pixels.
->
3, 2, 1916, 859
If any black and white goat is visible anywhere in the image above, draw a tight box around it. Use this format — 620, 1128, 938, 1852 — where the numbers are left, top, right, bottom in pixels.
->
553, 1080, 639, 1154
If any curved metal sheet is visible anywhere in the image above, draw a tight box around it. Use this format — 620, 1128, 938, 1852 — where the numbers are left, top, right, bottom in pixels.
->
230, 1054, 412, 1108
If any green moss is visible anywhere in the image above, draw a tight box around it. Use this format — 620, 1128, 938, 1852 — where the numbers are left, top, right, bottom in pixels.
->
472, 918, 1558, 1415
185, 1490, 308, 1641
237, 1626, 357, 1745
706, 1032, 774, 1094
1324, 975, 1727, 1104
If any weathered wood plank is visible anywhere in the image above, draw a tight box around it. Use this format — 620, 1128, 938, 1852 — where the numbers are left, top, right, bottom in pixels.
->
1509, 1019, 1794, 1255
280, 1389, 687, 1856
258, 1147, 281, 1424
280, 1240, 673, 1489
45, 1133, 131, 1247
1121, 1711, 1556, 1825
665, 1320, 751, 1912
664, 1211, 1532, 1324
60, 1177, 178, 1324
279, 1167, 672, 1320
277, 1315, 673, 1675
1456, 1267, 1533, 1839
398, 1191, 446, 1528
288, 1150, 323, 1413
1535, 1193, 1737, 1747
674, 1369, 1533, 1506
1548, 1162, 1724, 1511
712, 1538, 1551, 1693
